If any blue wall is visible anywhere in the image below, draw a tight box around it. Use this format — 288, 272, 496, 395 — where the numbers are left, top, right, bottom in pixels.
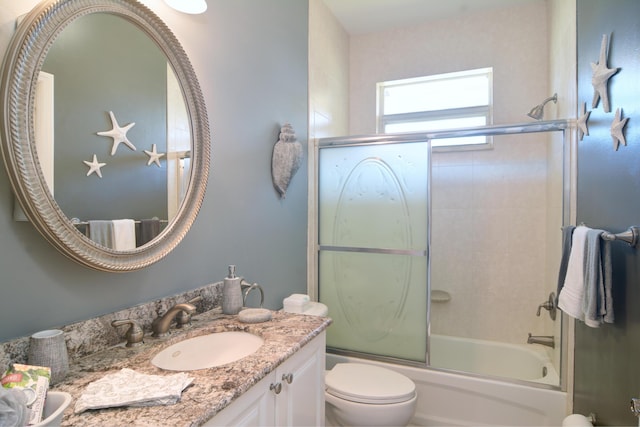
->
0, 0, 309, 341
576, 1, 640, 424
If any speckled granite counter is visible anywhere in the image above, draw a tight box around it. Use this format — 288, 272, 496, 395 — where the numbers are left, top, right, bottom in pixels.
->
53, 309, 331, 426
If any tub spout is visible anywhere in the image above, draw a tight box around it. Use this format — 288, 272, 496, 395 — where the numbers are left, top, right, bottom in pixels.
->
527, 333, 555, 348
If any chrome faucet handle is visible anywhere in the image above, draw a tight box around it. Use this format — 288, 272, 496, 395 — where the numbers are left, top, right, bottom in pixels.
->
176, 296, 203, 328
111, 319, 144, 347
536, 292, 557, 320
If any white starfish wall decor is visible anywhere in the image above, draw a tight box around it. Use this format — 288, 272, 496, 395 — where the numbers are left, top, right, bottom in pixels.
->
83, 154, 106, 178
591, 34, 619, 113
144, 144, 165, 167
577, 102, 591, 141
610, 108, 628, 151
97, 111, 137, 155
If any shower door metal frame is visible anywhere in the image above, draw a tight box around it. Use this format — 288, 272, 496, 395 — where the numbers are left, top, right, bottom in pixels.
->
312, 119, 574, 389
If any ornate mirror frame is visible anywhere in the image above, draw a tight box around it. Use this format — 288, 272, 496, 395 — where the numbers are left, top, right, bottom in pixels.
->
0, 0, 210, 271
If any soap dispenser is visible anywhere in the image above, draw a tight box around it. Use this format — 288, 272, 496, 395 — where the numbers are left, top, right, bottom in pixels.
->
222, 265, 243, 315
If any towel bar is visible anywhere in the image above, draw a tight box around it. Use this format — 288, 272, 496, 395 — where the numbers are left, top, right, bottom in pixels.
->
601, 226, 640, 247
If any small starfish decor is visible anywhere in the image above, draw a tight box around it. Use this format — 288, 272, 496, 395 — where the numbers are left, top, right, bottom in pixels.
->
610, 108, 629, 151
577, 102, 591, 141
143, 144, 165, 167
591, 33, 619, 113
83, 154, 106, 178
97, 111, 137, 155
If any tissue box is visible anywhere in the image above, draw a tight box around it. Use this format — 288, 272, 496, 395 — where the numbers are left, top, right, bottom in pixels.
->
283, 294, 310, 313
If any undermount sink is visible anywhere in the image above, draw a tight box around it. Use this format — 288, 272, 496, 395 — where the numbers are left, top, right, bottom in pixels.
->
151, 331, 264, 371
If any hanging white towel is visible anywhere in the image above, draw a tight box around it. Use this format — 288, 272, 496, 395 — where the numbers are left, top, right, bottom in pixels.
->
555, 225, 575, 303
112, 219, 136, 250
557, 225, 590, 320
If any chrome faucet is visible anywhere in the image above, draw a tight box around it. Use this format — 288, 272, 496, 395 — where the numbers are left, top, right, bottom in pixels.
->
152, 302, 196, 337
176, 296, 203, 328
527, 333, 555, 348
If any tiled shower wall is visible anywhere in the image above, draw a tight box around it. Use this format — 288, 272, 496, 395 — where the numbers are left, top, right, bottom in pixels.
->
431, 133, 562, 344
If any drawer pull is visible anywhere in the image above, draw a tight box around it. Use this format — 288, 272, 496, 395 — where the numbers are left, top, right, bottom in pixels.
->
282, 373, 293, 384
270, 382, 282, 394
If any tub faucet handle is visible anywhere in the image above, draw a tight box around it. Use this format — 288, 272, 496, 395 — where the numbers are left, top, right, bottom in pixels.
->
536, 292, 557, 320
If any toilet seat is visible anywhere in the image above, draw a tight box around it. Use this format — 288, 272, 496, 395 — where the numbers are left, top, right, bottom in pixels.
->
325, 363, 416, 405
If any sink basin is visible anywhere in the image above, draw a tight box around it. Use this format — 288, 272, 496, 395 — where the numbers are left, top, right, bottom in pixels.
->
151, 331, 264, 371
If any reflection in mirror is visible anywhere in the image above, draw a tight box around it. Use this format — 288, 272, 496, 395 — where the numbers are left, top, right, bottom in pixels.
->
39, 12, 190, 248
0, 0, 210, 271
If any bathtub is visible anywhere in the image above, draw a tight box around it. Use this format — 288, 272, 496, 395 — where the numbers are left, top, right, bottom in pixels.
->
326, 334, 567, 426
430, 334, 560, 386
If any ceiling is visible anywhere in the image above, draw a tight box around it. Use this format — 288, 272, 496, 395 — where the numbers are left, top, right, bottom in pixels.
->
322, 0, 542, 35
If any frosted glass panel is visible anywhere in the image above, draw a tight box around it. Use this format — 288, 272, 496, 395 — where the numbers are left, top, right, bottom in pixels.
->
320, 251, 427, 361
318, 142, 429, 250
318, 141, 429, 362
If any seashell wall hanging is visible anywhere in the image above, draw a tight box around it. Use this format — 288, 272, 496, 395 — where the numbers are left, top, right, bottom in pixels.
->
271, 123, 303, 199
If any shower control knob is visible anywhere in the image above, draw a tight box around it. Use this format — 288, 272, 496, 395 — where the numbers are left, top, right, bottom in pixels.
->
536, 292, 557, 320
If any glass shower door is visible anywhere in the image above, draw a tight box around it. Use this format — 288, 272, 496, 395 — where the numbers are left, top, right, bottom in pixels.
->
318, 139, 430, 363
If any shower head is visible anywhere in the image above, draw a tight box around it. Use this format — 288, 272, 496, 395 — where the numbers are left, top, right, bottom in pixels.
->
527, 93, 557, 120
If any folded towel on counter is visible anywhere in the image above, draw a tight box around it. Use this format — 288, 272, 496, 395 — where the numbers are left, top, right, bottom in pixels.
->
137, 218, 161, 246
88, 220, 114, 248
557, 225, 590, 321
555, 225, 575, 304
74, 368, 193, 414
582, 229, 613, 327
112, 219, 136, 250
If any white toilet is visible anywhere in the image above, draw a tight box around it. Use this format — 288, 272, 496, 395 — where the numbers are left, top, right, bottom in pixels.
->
282, 298, 417, 427
324, 362, 417, 427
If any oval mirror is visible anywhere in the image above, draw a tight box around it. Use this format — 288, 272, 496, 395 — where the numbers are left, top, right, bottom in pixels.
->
0, 0, 210, 271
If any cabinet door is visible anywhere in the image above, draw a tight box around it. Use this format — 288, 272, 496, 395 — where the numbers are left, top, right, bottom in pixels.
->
204, 373, 276, 427
276, 332, 326, 427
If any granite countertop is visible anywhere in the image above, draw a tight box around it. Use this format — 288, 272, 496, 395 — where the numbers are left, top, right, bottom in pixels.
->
53, 309, 331, 426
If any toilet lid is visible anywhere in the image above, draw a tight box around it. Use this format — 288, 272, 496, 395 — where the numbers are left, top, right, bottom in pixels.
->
325, 363, 416, 404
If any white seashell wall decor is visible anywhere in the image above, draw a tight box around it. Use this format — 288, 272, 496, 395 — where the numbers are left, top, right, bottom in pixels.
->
271, 123, 303, 199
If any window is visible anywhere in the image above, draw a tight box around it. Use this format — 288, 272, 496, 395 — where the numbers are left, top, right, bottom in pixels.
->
377, 68, 493, 149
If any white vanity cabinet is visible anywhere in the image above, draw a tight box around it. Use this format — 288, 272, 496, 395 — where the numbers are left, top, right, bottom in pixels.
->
205, 331, 326, 427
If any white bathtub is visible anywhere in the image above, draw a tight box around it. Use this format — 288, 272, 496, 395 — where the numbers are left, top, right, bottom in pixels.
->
430, 334, 560, 386
326, 334, 567, 426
